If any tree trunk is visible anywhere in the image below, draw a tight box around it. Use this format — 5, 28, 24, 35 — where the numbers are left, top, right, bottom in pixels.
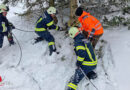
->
3, 0, 9, 4
49, 0, 55, 6
68, 0, 79, 27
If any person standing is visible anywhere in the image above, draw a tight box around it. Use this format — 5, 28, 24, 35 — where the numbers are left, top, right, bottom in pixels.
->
0, 4, 15, 48
67, 27, 97, 90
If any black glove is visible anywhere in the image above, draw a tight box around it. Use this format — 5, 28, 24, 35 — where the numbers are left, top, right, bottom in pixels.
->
76, 61, 82, 67
58, 27, 63, 31
48, 27, 51, 29
11, 25, 15, 29
9, 22, 15, 29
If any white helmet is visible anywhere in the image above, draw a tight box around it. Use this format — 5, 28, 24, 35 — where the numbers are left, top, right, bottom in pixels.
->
0, 4, 8, 13
69, 27, 80, 38
47, 7, 56, 14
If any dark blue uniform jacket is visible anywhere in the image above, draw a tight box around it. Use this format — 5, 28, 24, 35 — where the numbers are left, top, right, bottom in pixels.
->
35, 11, 58, 31
0, 13, 10, 33
74, 33, 97, 67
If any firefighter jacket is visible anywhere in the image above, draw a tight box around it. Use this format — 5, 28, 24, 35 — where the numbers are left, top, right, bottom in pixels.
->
0, 13, 10, 33
74, 33, 97, 67
35, 11, 59, 32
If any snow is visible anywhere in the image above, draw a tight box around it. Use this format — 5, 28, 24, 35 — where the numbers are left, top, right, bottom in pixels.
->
0, 2, 130, 90
103, 27, 130, 90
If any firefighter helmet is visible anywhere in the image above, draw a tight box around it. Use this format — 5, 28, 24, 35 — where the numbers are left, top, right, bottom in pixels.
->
47, 7, 56, 14
69, 27, 80, 38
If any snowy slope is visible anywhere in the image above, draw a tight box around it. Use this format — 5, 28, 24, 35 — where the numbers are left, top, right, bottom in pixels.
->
0, 3, 130, 90
103, 27, 130, 90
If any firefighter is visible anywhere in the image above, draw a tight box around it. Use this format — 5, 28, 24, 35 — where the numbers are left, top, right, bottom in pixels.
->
35, 7, 63, 56
0, 4, 15, 48
75, 7, 104, 48
67, 27, 97, 90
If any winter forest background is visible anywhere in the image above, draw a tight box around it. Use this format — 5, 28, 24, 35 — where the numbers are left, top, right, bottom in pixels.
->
2, 0, 130, 28
0, 0, 130, 90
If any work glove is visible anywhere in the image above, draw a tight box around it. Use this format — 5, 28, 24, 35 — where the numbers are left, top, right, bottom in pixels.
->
9, 22, 15, 29
58, 27, 64, 31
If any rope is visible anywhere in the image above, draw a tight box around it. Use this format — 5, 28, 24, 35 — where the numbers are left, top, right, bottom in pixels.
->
15, 28, 35, 32
2, 33, 41, 90
12, 33, 23, 67
79, 67, 99, 90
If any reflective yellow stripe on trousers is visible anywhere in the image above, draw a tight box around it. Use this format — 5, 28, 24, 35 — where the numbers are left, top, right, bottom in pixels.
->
68, 83, 77, 90
48, 42, 55, 46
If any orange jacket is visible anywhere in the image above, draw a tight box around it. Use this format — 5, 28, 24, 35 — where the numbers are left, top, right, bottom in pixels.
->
78, 11, 104, 36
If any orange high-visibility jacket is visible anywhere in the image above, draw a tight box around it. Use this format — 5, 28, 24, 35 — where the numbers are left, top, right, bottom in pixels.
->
78, 11, 104, 36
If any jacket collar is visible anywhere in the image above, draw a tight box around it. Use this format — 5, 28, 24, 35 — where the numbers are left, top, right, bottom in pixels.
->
78, 11, 90, 22
74, 33, 85, 42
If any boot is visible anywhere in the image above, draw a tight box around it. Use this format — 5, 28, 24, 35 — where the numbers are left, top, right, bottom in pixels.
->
87, 71, 97, 80
34, 37, 44, 43
49, 45, 56, 56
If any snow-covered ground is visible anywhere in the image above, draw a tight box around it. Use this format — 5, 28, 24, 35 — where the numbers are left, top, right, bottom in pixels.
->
103, 27, 130, 90
0, 3, 130, 90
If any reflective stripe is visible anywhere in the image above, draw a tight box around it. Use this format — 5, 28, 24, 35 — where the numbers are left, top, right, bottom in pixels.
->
83, 15, 88, 20
48, 42, 55, 46
95, 22, 101, 27
77, 56, 84, 61
82, 44, 97, 66
83, 15, 95, 21
47, 21, 54, 26
96, 26, 102, 31
76, 46, 85, 51
68, 83, 77, 90
35, 17, 46, 31
95, 22, 102, 31
35, 28, 46, 31
82, 61, 97, 66
2, 23, 6, 32
37, 18, 43, 24
55, 26, 58, 30
85, 44, 94, 62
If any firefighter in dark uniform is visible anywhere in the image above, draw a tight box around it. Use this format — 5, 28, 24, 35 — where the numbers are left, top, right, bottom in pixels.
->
67, 27, 97, 90
35, 7, 62, 56
0, 4, 15, 48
